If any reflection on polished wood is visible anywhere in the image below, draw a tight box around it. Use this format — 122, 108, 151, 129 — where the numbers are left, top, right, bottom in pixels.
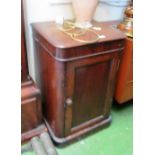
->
32, 20, 125, 144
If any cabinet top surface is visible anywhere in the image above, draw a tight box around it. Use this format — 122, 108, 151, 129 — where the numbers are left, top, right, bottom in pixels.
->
32, 21, 125, 49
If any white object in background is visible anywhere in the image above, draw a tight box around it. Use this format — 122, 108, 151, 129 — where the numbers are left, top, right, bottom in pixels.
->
23, 0, 74, 80
94, 0, 131, 22
23, 0, 130, 80
100, 0, 130, 7
56, 16, 64, 25
48, 0, 72, 4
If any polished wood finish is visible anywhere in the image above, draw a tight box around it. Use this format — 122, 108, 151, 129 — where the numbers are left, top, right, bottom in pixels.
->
114, 37, 133, 103
64, 52, 120, 136
21, 0, 43, 142
32, 21, 125, 144
21, 79, 42, 133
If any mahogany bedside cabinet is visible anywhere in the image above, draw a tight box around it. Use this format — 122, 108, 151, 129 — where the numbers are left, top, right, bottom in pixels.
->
32, 21, 125, 144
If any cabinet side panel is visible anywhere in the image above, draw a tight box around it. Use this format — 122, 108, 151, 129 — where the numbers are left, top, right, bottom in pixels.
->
114, 38, 133, 103
33, 40, 65, 137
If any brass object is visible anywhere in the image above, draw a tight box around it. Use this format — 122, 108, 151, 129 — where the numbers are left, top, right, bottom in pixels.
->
117, 5, 133, 37
125, 6, 133, 18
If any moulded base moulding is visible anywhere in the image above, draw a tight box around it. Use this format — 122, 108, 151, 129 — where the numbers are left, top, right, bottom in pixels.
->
44, 116, 112, 145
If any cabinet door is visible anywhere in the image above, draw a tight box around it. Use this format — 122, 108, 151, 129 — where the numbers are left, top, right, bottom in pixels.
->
64, 52, 120, 135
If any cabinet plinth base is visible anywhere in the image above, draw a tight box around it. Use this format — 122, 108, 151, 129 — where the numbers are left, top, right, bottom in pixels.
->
44, 116, 112, 145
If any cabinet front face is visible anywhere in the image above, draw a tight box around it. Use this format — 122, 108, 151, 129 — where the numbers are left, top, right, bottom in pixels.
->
64, 52, 119, 135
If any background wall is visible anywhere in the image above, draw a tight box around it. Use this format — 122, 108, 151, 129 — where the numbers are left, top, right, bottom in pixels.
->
23, 0, 130, 80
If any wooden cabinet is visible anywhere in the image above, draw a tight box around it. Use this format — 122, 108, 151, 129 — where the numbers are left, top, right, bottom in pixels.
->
114, 37, 133, 103
21, 80, 42, 133
21, 0, 44, 142
32, 21, 125, 144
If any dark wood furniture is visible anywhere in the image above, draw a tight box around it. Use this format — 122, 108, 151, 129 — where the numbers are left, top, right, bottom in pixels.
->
21, 80, 46, 142
21, 1, 45, 142
32, 21, 125, 144
21, 80, 41, 133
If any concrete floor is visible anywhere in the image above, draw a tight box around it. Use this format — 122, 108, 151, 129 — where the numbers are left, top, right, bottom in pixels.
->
22, 101, 133, 155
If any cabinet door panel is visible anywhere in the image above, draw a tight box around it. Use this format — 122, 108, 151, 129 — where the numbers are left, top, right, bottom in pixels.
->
72, 62, 110, 126
64, 53, 119, 135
